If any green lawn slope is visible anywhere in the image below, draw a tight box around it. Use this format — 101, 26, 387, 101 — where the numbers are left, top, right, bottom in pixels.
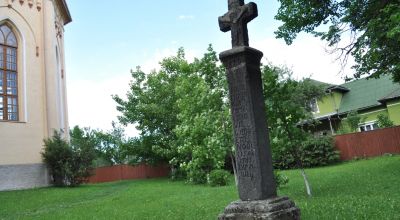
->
0, 155, 399, 220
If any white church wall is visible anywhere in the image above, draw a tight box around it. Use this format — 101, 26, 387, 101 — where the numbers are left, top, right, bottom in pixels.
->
0, 0, 70, 191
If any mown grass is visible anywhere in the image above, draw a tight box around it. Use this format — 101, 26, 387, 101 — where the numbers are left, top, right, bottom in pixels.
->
0, 155, 399, 220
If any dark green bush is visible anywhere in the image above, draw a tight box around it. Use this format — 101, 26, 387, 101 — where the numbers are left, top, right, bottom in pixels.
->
272, 135, 340, 170
42, 131, 96, 187
208, 169, 230, 187
300, 135, 340, 167
187, 169, 208, 184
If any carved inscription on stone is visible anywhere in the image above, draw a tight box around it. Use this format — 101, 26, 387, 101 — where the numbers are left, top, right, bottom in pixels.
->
229, 68, 257, 181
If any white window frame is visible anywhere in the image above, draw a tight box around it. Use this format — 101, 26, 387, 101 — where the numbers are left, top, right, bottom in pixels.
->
359, 121, 379, 132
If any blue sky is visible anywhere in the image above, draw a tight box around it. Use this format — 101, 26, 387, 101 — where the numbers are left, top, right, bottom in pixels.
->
64, 0, 354, 135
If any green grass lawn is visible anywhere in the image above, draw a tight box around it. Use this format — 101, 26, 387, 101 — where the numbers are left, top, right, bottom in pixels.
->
1, 155, 399, 220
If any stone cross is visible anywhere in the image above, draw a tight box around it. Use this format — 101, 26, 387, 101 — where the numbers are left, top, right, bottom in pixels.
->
218, 1, 301, 219
218, 0, 257, 47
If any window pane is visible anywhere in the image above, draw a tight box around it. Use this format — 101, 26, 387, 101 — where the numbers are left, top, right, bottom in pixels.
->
8, 113, 17, 121
7, 97, 17, 121
0, 46, 3, 69
0, 70, 3, 94
373, 123, 379, 130
0, 25, 11, 39
366, 125, 372, 131
6, 72, 17, 95
0, 96, 3, 120
6, 48, 17, 71
360, 126, 365, 132
6, 31, 17, 47
0, 30, 4, 44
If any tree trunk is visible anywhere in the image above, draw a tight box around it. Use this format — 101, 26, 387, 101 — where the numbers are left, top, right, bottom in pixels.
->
230, 153, 238, 186
300, 168, 312, 197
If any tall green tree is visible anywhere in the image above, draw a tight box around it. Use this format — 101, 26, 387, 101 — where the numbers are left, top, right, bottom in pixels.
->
275, 1, 400, 82
173, 46, 233, 183
113, 46, 233, 183
113, 49, 187, 164
262, 64, 325, 196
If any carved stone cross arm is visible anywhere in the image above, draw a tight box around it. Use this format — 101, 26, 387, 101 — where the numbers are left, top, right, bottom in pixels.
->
218, 0, 258, 47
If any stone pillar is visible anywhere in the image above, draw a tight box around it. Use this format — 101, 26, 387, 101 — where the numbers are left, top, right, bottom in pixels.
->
218, 46, 300, 220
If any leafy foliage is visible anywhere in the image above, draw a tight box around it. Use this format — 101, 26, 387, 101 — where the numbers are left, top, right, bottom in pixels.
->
208, 169, 231, 187
42, 131, 96, 187
275, 0, 400, 82
300, 135, 340, 168
377, 114, 395, 128
338, 111, 366, 134
274, 171, 289, 189
262, 64, 329, 170
113, 46, 233, 183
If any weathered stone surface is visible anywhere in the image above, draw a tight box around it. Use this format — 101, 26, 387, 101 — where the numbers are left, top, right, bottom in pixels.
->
220, 46, 276, 201
218, 1, 301, 219
219, 0, 258, 47
218, 197, 301, 220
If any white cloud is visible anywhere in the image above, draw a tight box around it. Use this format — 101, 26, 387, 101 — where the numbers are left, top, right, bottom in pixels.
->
67, 47, 199, 136
67, 74, 139, 136
67, 38, 353, 137
253, 35, 355, 85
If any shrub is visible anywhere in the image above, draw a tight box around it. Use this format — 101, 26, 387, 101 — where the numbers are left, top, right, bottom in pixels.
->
42, 131, 73, 186
42, 131, 96, 187
208, 169, 230, 187
377, 114, 394, 128
272, 135, 340, 170
300, 135, 340, 168
274, 170, 289, 189
187, 169, 208, 184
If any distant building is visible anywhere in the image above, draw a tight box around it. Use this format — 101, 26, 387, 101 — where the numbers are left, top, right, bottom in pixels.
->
310, 75, 400, 135
0, 0, 71, 191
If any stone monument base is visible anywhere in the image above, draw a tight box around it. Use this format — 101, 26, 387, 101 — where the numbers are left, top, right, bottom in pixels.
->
218, 197, 300, 220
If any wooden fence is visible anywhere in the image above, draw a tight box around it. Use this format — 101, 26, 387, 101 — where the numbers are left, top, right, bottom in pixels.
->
87, 164, 170, 184
334, 126, 400, 160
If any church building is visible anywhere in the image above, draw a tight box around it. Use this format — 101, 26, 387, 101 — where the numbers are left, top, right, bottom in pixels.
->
0, 0, 71, 190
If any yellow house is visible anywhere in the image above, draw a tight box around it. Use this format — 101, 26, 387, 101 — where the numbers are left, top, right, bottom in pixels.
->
0, 0, 71, 191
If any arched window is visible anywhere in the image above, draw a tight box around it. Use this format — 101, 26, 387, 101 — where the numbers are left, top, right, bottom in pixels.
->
0, 24, 18, 121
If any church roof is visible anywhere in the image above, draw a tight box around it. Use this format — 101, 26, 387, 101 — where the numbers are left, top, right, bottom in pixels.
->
57, 0, 72, 25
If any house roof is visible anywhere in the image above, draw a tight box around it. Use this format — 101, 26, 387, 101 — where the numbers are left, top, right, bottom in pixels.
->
326, 85, 350, 92
378, 88, 400, 103
308, 79, 350, 92
338, 75, 400, 114
307, 79, 334, 89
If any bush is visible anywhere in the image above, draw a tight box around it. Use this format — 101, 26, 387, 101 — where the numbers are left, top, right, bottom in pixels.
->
272, 135, 340, 170
300, 135, 340, 167
187, 169, 208, 184
274, 171, 289, 189
377, 114, 394, 128
208, 169, 230, 187
42, 131, 96, 187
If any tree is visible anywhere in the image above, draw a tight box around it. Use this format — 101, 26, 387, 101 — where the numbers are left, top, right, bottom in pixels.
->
113, 50, 186, 165
262, 64, 325, 196
275, 1, 400, 82
377, 114, 395, 128
93, 122, 131, 165
113, 46, 233, 183
172, 45, 233, 183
